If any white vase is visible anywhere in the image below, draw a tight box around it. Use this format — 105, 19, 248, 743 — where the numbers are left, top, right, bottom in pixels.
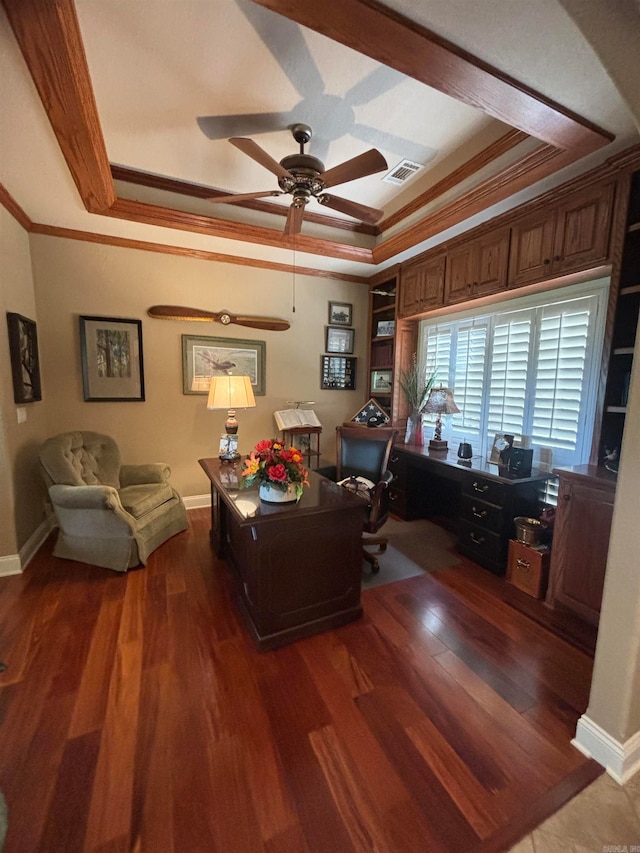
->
259, 482, 298, 503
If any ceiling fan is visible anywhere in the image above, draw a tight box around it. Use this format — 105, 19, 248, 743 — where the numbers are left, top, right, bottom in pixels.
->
206, 124, 388, 235
147, 305, 290, 331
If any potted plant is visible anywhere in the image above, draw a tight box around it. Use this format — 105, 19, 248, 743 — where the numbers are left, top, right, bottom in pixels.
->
241, 439, 310, 503
398, 355, 437, 445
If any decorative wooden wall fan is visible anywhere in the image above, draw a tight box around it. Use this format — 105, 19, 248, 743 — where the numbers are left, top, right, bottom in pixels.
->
148, 305, 290, 331
205, 123, 387, 235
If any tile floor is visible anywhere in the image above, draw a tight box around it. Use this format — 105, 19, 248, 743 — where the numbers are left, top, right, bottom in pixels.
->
509, 770, 640, 852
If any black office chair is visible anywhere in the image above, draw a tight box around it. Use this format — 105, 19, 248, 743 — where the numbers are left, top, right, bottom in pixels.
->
317, 425, 398, 572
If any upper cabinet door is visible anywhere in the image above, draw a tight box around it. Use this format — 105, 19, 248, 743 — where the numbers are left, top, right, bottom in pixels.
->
475, 228, 510, 297
552, 183, 614, 276
508, 211, 556, 287
444, 242, 476, 304
398, 254, 445, 317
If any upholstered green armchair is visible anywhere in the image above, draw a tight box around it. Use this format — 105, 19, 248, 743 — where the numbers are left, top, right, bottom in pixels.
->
39, 431, 188, 572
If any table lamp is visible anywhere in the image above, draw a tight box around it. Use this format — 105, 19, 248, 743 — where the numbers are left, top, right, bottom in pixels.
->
207, 375, 256, 461
423, 386, 460, 451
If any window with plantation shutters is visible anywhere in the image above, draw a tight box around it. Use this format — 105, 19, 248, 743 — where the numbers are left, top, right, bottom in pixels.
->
418, 279, 608, 469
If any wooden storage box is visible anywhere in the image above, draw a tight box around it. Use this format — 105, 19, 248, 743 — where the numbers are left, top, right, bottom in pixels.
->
507, 539, 550, 599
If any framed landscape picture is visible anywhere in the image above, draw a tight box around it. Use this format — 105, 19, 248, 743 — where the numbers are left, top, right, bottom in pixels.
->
79, 316, 145, 402
6, 312, 42, 403
182, 334, 266, 395
328, 301, 352, 326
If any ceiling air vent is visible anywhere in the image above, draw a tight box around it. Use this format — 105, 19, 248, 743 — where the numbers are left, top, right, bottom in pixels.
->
382, 159, 424, 186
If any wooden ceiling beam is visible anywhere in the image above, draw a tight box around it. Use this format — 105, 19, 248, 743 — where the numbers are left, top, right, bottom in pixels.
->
251, 0, 614, 156
2, 0, 115, 213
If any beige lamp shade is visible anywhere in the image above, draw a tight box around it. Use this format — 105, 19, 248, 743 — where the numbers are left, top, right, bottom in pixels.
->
206, 375, 256, 411
423, 386, 460, 415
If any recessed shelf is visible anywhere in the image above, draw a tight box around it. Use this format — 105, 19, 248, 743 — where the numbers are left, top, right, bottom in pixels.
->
606, 406, 627, 413
613, 347, 635, 355
628, 222, 640, 233
620, 284, 640, 296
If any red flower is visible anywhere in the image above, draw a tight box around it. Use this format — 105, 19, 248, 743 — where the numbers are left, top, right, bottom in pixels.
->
267, 463, 288, 482
279, 449, 294, 462
254, 439, 273, 456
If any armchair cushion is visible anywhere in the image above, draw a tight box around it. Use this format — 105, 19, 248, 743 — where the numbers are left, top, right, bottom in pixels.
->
119, 483, 175, 518
40, 431, 188, 572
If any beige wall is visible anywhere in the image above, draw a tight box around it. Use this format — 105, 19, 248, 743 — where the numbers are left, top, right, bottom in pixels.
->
0, 206, 50, 555
28, 234, 369, 499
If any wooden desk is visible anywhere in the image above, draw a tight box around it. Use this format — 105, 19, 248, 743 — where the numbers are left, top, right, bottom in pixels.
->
198, 458, 365, 650
388, 445, 553, 575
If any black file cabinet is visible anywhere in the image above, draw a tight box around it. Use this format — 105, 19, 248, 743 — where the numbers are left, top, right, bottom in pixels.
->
457, 471, 546, 575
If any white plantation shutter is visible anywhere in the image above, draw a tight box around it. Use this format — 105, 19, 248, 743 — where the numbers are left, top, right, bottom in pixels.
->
532, 301, 592, 450
418, 281, 607, 467
488, 313, 531, 436
452, 323, 487, 435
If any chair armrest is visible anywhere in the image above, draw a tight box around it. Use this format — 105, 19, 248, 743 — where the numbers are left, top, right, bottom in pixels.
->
120, 463, 171, 486
49, 483, 123, 510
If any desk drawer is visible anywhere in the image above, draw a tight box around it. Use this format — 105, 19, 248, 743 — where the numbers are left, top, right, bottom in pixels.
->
458, 520, 503, 565
462, 474, 506, 506
460, 495, 503, 533
388, 486, 407, 519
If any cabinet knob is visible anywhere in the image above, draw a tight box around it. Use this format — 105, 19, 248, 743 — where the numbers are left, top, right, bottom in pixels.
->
563, 493, 571, 501
553, 255, 562, 262
543, 258, 550, 265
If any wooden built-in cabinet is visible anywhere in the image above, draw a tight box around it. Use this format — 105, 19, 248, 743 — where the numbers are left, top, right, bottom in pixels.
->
547, 466, 616, 625
444, 228, 510, 304
398, 252, 445, 317
508, 182, 614, 287
368, 271, 398, 416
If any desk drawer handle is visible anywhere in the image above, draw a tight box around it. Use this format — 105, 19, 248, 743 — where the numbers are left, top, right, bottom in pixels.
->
472, 506, 487, 518
470, 532, 485, 545
472, 481, 489, 493
516, 558, 531, 572
390, 454, 399, 463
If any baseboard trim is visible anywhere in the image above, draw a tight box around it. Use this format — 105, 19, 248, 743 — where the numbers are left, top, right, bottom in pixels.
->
0, 554, 22, 577
573, 715, 640, 784
19, 515, 56, 571
184, 493, 211, 510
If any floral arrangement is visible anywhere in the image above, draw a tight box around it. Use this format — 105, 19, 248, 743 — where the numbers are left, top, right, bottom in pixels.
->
241, 439, 310, 501
399, 353, 437, 413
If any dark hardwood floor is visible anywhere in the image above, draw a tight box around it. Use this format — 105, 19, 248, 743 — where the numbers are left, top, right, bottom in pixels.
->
0, 509, 602, 852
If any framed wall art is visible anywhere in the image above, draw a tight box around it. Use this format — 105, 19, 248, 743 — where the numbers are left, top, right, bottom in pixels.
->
6, 312, 42, 403
182, 334, 266, 396
79, 315, 145, 402
370, 369, 392, 395
320, 355, 357, 390
328, 301, 352, 326
325, 325, 354, 354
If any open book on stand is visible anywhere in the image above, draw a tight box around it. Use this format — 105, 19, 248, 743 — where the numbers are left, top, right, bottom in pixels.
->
274, 408, 322, 431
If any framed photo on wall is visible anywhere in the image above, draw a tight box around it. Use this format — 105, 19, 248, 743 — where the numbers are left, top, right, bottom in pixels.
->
6, 312, 42, 403
320, 355, 357, 390
328, 301, 352, 326
182, 334, 266, 395
79, 315, 145, 402
325, 325, 354, 354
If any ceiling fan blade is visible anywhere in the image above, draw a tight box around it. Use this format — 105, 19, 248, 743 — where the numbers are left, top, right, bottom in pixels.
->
283, 203, 305, 236
207, 190, 283, 203
319, 148, 388, 189
197, 112, 292, 140
318, 193, 384, 224
230, 137, 294, 180
147, 305, 290, 331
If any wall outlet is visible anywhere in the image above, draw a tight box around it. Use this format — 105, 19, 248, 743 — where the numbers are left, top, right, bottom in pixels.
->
16, 407, 27, 424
